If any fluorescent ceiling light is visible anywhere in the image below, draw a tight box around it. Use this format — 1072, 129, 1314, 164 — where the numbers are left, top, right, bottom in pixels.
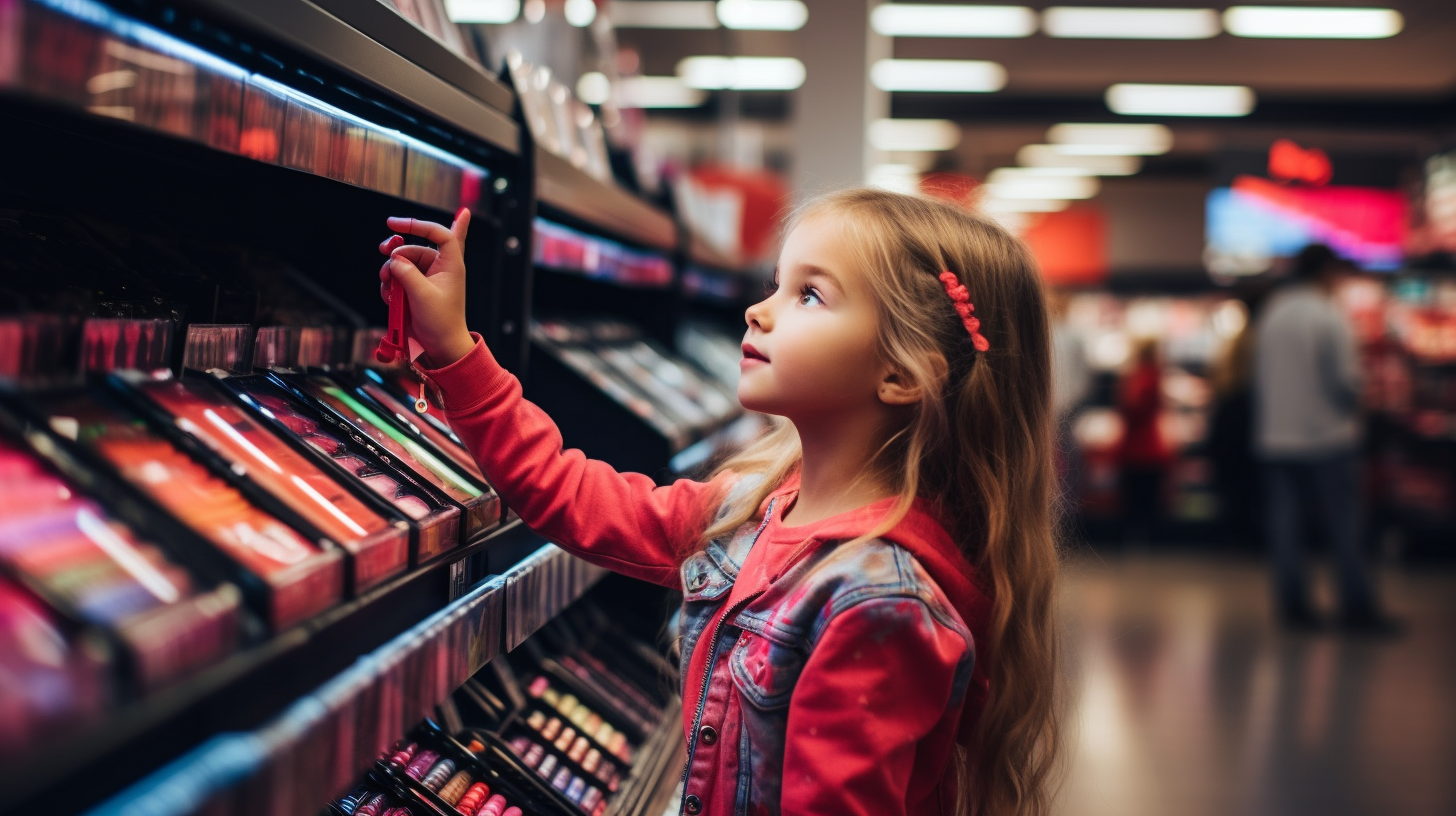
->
1043, 7, 1220, 39
717, 0, 807, 31
1017, 145, 1141, 174
988, 167, 1095, 183
1106, 83, 1255, 116
1047, 123, 1173, 155
564, 0, 596, 26
678, 56, 806, 90
868, 164, 923, 195
576, 72, 610, 105
870, 4, 1037, 38
611, 1, 718, 29
619, 76, 709, 107
980, 197, 1072, 213
444, 0, 520, 24
870, 59, 1006, 93
985, 175, 1100, 200
1224, 6, 1403, 39
868, 119, 961, 152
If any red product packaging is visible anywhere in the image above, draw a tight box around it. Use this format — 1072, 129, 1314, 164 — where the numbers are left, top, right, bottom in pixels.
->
129, 376, 410, 593
34, 389, 344, 630
0, 435, 241, 692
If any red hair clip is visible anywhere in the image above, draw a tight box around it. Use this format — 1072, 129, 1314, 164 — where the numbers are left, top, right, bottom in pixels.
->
938, 271, 990, 352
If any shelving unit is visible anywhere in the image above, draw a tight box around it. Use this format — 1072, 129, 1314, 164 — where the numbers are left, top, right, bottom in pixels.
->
1, 1, 746, 815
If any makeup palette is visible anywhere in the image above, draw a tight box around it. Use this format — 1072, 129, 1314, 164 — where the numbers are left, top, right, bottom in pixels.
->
0, 574, 111, 757
218, 374, 463, 564
0, 435, 240, 691
276, 373, 499, 543
125, 376, 410, 592
29, 388, 344, 630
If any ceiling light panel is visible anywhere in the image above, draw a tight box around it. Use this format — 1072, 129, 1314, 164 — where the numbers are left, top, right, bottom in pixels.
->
610, 1, 719, 29
986, 175, 1101, 200
1043, 7, 1220, 39
870, 59, 1007, 93
619, 76, 709, 107
870, 4, 1037, 38
1224, 6, 1403, 39
1017, 145, 1142, 175
868, 119, 962, 152
677, 56, 806, 90
444, 0, 520, 23
1047, 123, 1173, 155
1106, 83, 1255, 117
717, 0, 808, 31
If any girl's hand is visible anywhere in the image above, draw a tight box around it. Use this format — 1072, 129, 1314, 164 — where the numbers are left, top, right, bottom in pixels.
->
377, 209, 476, 367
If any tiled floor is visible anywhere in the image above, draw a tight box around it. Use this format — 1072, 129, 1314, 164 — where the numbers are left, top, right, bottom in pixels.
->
1053, 553, 1456, 816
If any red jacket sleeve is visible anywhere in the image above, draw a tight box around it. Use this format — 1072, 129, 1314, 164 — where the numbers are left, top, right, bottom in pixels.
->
422, 336, 726, 588
780, 596, 970, 816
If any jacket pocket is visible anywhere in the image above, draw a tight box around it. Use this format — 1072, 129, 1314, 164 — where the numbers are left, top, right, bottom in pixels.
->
728, 629, 805, 711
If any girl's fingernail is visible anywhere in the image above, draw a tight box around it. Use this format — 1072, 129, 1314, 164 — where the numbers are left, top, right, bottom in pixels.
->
455, 207, 468, 221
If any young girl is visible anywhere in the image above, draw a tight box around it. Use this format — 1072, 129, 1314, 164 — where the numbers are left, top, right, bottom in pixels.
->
378, 188, 1060, 816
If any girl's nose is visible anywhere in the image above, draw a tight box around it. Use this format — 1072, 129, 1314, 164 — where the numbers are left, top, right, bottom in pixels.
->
745, 299, 770, 331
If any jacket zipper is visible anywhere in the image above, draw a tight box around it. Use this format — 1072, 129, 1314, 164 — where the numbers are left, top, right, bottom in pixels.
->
678, 499, 776, 814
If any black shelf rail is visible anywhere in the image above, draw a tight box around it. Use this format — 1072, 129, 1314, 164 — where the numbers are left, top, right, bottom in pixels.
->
0, 519, 538, 816
535, 146, 678, 254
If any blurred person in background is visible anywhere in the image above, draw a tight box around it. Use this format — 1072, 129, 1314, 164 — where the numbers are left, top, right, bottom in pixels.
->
1117, 338, 1170, 544
1254, 244, 1395, 633
1051, 290, 1092, 514
1209, 289, 1268, 551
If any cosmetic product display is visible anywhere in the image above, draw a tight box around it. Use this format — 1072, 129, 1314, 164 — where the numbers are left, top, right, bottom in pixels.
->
338, 371, 483, 480
277, 372, 499, 541
26, 388, 344, 630
218, 374, 463, 564
0, 573, 111, 757
124, 375, 410, 592
0, 434, 240, 692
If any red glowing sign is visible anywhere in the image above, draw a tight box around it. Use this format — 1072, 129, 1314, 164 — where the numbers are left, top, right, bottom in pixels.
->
1269, 138, 1332, 186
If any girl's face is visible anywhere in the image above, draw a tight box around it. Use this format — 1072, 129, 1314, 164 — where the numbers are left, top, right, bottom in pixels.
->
739, 216, 886, 420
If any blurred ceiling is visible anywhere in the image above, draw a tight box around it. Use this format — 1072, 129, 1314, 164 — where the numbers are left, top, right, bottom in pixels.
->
615, 1, 1456, 129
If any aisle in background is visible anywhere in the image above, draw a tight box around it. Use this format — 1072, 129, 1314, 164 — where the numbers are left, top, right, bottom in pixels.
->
1055, 554, 1456, 816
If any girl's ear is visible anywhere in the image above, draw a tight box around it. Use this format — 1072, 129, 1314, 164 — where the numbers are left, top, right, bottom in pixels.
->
877, 353, 947, 406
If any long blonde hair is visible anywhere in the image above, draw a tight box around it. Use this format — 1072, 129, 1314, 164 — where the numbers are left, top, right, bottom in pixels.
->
704, 189, 1061, 816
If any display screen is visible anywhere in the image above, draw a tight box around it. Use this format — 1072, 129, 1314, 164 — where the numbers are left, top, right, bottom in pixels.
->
0, 436, 238, 690
139, 379, 409, 591
1205, 176, 1407, 276
36, 391, 343, 629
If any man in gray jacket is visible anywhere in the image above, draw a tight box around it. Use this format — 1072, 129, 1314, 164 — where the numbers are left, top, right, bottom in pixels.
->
1254, 244, 1392, 632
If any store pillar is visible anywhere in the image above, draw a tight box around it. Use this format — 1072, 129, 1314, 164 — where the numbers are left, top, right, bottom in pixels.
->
792, 0, 890, 200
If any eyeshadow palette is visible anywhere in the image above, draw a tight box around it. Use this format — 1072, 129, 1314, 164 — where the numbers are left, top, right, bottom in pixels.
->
124, 376, 410, 592
27, 388, 344, 630
217, 373, 463, 566
0, 434, 240, 692
275, 373, 499, 543
0, 574, 111, 759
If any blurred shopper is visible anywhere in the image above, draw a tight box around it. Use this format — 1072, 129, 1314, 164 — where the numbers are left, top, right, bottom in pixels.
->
1209, 291, 1267, 550
1117, 339, 1169, 544
1254, 244, 1393, 632
1051, 290, 1092, 512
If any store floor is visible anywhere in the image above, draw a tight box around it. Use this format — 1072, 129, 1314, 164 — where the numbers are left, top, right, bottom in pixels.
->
1053, 552, 1456, 816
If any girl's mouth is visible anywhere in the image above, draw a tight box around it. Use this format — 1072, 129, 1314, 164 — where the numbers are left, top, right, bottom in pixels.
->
741, 343, 769, 364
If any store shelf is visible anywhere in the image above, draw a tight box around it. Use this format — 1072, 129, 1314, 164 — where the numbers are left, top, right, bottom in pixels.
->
182, 0, 519, 154
308, 0, 515, 116
535, 146, 677, 253
0, 519, 535, 816
503, 544, 611, 651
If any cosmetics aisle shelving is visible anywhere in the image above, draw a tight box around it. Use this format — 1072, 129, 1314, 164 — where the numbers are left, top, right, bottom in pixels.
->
0, 1, 752, 815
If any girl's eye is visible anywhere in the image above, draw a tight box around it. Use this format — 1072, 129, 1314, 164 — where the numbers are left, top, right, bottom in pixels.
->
798, 286, 823, 307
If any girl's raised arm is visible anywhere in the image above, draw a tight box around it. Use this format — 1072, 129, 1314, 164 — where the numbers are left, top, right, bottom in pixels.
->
380, 214, 726, 586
